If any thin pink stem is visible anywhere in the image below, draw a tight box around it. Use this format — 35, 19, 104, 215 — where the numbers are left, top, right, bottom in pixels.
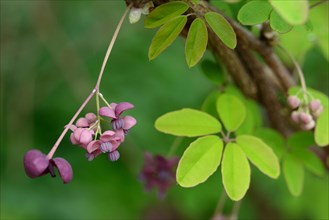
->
47, 4, 132, 159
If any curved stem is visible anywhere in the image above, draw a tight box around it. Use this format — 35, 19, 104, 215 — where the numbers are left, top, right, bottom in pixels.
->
213, 190, 227, 217
230, 201, 241, 220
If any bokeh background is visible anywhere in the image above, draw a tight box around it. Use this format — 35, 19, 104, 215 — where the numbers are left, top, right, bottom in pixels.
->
1, 1, 328, 220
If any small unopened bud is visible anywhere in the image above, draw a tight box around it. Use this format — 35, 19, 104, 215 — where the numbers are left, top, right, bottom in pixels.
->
287, 96, 300, 109
302, 120, 315, 130
129, 8, 142, 24
142, 1, 154, 15
299, 112, 313, 124
291, 111, 300, 123
309, 99, 321, 112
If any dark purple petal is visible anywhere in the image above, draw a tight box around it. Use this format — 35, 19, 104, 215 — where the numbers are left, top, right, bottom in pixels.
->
51, 158, 73, 184
23, 150, 49, 178
114, 102, 134, 116
99, 107, 116, 119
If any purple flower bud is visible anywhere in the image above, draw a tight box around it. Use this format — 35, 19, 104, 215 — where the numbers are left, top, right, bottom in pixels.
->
309, 99, 321, 112
73, 128, 93, 145
100, 142, 113, 153
291, 111, 300, 123
108, 150, 120, 161
301, 120, 315, 130
24, 150, 49, 178
76, 118, 89, 127
51, 158, 73, 184
299, 112, 313, 124
287, 96, 300, 109
85, 113, 97, 124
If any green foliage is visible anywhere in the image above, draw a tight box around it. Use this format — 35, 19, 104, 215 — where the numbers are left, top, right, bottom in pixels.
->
185, 18, 208, 68
200, 60, 224, 85
144, 1, 189, 28
222, 143, 250, 201
315, 108, 329, 146
176, 136, 223, 187
283, 154, 304, 196
204, 12, 237, 49
270, 11, 292, 34
155, 108, 222, 137
270, 0, 309, 25
236, 100, 262, 135
201, 90, 221, 118
236, 135, 280, 179
254, 128, 285, 159
148, 16, 187, 60
216, 94, 246, 131
237, 1, 272, 25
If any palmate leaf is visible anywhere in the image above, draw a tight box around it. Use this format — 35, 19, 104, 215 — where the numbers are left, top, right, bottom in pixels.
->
176, 136, 223, 187
204, 12, 237, 49
236, 135, 280, 179
148, 16, 187, 60
144, 1, 189, 28
155, 108, 222, 137
237, 1, 272, 25
270, 0, 309, 25
216, 94, 246, 132
221, 143, 250, 201
185, 18, 208, 68
283, 153, 304, 196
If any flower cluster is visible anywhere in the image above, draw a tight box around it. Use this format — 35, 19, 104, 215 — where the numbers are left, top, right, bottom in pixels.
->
139, 152, 179, 198
288, 95, 323, 130
24, 150, 73, 184
70, 102, 136, 162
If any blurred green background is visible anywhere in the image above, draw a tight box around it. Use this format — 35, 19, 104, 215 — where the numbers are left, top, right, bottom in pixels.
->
1, 1, 328, 220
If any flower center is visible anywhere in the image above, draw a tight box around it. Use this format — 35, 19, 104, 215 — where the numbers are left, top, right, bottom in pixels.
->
100, 142, 113, 153
111, 118, 125, 130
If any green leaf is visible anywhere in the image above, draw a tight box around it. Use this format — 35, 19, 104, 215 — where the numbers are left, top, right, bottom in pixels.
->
204, 12, 237, 49
270, 10, 293, 34
292, 148, 325, 177
283, 154, 304, 196
236, 135, 280, 179
221, 143, 250, 201
254, 128, 285, 159
185, 18, 208, 68
200, 60, 224, 85
201, 90, 221, 118
212, 1, 234, 18
177, 136, 224, 187
155, 108, 222, 137
148, 16, 187, 60
287, 131, 315, 149
144, 1, 189, 28
236, 100, 262, 135
270, 0, 309, 25
315, 108, 329, 146
216, 94, 246, 131
237, 1, 272, 25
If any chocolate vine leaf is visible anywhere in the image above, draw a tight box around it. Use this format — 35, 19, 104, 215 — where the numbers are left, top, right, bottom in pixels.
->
221, 143, 250, 201
216, 94, 246, 132
254, 128, 285, 159
236, 135, 280, 179
176, 135, 223, 187
201, 90, 221, 118
144, 1, 189, 28
148, 15, 187, 60
270, 10, 293, 34
237, 1, 272, 25
269, 0, 309, 25
315, 108, 329, 147
204, 12, 237, 49
283, 153, 304, 196
185, 18, 208, 68
155, 108, 222, 137
200, 60, 224, 85
236, 100, 262, 135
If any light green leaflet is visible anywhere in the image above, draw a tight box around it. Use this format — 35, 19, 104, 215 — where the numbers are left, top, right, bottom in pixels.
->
148, 16, 187, 60
177, 135, 223, 187
222, 143, 250, 201
315, 108, 329, 147
144, 1, 189, 28
237, 135, 280, 179
216, 94, 246, 132
204, 12, 237, 49
237, 1, 272, 25
270, 10, 292, 34
155, 108, 222, 137
185, 18, 208, 68
270, 0, 309, 25
254, 128, 285, 159
283, 154, 304, 196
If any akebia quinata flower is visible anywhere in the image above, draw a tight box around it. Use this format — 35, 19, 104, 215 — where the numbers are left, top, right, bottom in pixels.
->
23, 149, 73, 184
139, 152, 179, 198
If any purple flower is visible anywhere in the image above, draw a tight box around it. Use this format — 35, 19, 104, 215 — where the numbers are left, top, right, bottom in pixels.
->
139, 152, 179, 198
23, 149, 73, 184
99, 102, 136, 132
84, 130, 125, 161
